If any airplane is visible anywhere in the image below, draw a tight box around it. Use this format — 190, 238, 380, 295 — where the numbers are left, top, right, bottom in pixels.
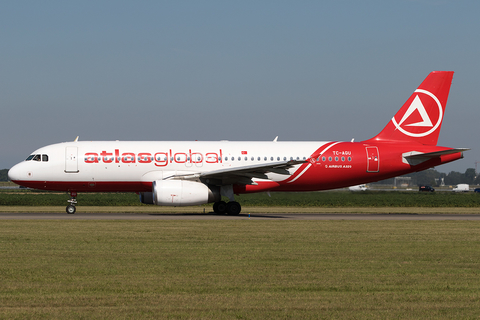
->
8, 71, 468, 215
348, 184, 368, 191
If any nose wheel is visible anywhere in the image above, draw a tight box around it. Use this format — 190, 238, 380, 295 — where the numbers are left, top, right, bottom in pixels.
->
66, 204, 76, 214
66, 191, 77, 214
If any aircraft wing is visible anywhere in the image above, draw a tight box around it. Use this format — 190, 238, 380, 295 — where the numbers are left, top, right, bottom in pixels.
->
164, 160, 307, 185
403, 148, 469, 166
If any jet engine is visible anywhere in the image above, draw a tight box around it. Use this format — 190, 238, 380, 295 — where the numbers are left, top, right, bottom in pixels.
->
143, 180, 220, 206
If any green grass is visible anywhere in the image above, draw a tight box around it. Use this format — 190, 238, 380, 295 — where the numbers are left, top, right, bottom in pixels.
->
238, 191, 480, 207
1, 220, 480, 319
1, 190, 480, 207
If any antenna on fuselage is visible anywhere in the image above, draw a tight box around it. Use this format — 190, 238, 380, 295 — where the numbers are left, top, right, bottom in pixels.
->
273, 136, 278, 142
74, 136, 79, 142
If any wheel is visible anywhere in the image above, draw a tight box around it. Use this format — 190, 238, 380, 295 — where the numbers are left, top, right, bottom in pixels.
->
213, 201, 227, 214
66, 205, 76, 214
226, 201, 241, 215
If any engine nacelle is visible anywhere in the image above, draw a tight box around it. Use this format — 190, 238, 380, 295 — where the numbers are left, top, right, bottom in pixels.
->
152, 180, 220, 206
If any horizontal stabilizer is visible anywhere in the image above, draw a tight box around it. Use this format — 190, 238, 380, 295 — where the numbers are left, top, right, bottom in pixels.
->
403, 148, 469, 165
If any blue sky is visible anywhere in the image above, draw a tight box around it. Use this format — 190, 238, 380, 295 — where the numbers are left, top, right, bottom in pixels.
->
1, 1, 478, 174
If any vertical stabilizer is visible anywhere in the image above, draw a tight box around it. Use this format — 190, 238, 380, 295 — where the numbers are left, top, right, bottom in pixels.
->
368, 71, 454, 146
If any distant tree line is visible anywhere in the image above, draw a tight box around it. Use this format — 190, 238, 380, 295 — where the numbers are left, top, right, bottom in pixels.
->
0, 169, 8, 181
373, 168, 480, 187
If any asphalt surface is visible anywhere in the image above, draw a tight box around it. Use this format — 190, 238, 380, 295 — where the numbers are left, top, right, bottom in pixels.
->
2, 212, 480, 220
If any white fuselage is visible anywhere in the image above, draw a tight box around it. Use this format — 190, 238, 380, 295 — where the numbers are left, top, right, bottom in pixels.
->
8, 140, 332, 191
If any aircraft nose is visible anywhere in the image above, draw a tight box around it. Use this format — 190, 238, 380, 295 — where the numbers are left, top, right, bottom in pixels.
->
8, 163, 25, 182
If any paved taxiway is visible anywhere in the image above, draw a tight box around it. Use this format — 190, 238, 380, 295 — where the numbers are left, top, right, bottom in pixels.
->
2, 213, 480, 220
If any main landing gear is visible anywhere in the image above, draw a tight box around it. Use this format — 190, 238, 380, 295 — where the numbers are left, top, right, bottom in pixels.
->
213, 185, 242, 215
66, 191, 77, 214
213, 201, 242, 215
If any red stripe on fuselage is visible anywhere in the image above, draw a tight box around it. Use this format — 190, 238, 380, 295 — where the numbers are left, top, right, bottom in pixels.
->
11, 180, 152, 193
281, 141, 339, 184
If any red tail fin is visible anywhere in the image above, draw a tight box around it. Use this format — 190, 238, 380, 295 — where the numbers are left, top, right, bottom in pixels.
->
368, 71, 454, 146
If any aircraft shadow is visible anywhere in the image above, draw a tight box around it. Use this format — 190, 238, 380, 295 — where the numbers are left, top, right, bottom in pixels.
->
147, 212, 287, 219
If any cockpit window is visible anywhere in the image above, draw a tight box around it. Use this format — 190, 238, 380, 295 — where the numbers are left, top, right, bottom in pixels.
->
25, 154, 48, 162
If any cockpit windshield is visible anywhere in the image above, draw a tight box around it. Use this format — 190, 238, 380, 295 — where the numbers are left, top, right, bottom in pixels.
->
25, 154, 49, 162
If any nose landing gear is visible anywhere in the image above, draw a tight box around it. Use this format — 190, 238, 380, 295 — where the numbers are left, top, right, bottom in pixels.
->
66, 191, 77, 214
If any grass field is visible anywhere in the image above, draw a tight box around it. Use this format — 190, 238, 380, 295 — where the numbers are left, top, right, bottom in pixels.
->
1, 220, 480, 319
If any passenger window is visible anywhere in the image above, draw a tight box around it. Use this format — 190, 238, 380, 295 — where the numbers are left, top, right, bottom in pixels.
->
335, 157, 339, 161
264, 157, 267, 161
231, 157, 235, 161
42, 154, 49, 162
322, 156, 326, 161
348, 157, 352, 161
238, 157, 241, 161
245, 157, 248, 161
328, 157, 332, 161
257, 157, 261, 161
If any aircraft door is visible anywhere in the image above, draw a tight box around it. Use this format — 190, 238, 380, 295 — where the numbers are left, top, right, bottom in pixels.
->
366, 146, 379, 172
65, 147, 79, 173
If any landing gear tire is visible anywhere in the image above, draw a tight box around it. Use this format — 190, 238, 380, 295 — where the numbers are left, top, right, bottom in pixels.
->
226, 201, 241, 215
213, 201, 227, 214
66, 205, 76, 214
67, 191, 77, 214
